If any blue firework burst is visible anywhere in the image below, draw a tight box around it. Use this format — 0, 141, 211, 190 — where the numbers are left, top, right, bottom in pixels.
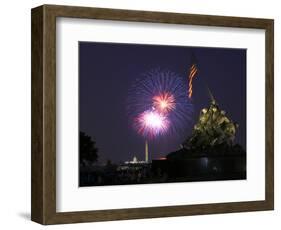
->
127, 68, 193, 139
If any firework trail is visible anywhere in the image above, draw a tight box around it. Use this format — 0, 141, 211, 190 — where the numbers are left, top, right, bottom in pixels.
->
188, 63, 198, 98
127, 68, 193, 139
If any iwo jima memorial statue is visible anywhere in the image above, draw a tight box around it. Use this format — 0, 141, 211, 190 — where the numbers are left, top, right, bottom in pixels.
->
152, 88, 246, 182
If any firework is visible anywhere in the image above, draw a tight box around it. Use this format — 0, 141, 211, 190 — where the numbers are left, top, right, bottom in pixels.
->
135, 109, 170, 138
127, 68, 193, 139
152, 92, 175, 113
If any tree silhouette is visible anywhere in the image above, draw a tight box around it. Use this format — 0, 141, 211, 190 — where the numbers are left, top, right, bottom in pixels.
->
80, 131, 98, 166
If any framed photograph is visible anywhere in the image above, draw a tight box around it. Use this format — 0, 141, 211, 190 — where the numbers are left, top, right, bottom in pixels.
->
31, 4, 274, 224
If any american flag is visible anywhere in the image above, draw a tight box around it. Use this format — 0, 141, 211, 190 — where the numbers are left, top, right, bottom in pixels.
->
188, 62, 198, 98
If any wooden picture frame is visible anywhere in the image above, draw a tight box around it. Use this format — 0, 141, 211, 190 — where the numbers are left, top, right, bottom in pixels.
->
31, 4, 274, 225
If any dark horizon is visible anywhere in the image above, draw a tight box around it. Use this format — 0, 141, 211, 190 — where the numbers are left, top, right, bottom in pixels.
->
79, 41, 246, 164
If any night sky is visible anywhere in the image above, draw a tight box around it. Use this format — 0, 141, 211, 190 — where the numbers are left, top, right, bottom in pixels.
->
79, 42, 246, 164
